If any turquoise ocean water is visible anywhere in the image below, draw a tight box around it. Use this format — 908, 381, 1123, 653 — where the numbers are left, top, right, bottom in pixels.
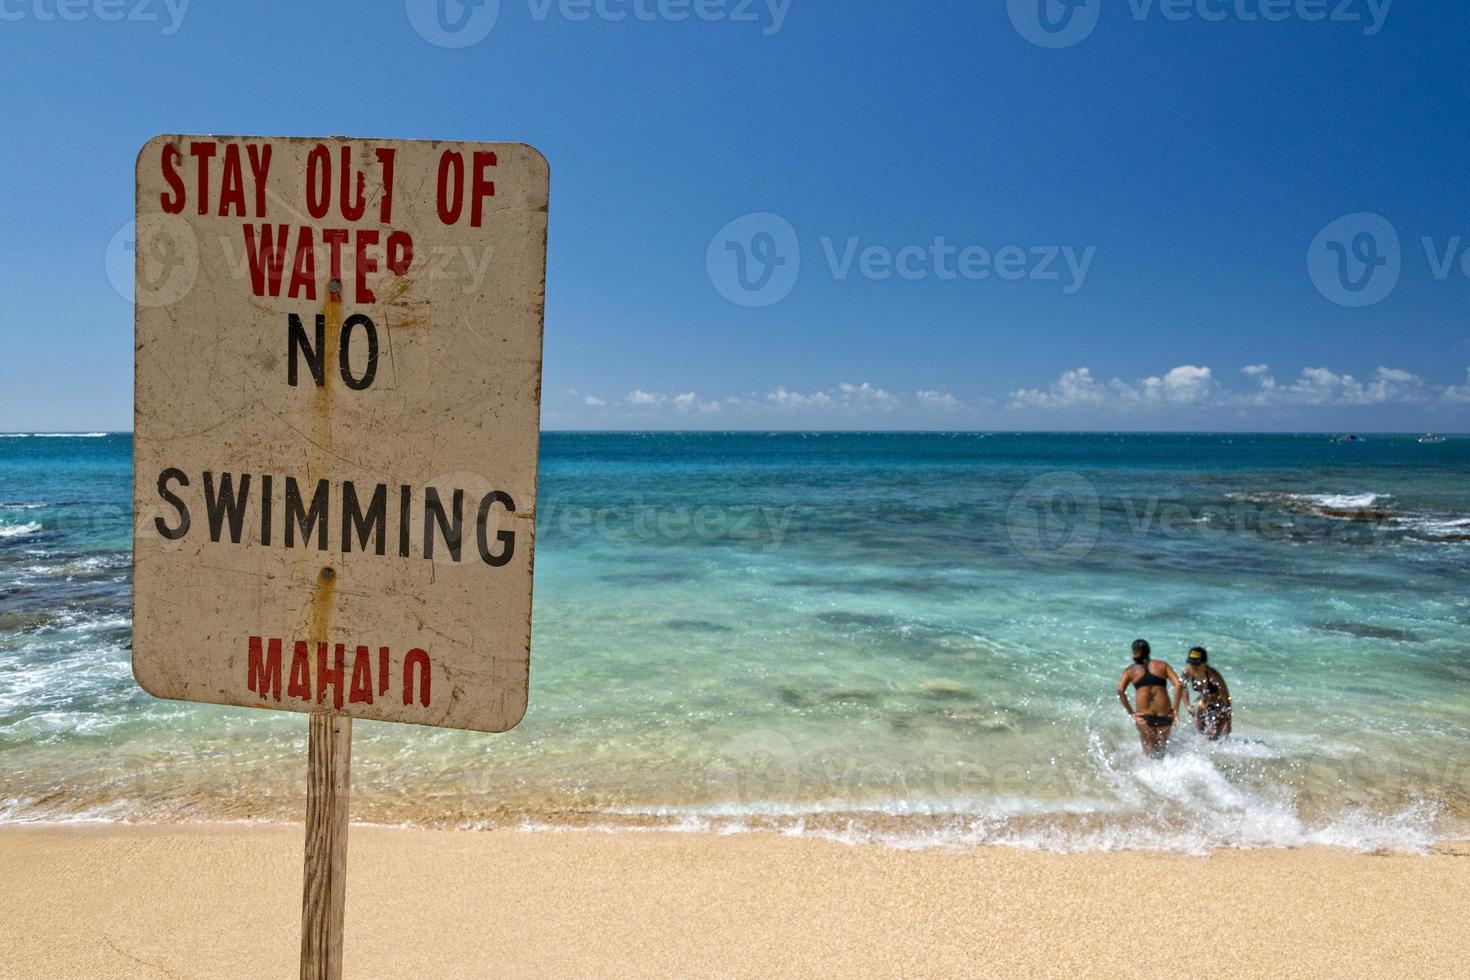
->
2, 431, 1467, 853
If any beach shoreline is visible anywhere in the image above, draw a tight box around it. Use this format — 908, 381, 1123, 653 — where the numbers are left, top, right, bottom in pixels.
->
4, 823, 1466, 979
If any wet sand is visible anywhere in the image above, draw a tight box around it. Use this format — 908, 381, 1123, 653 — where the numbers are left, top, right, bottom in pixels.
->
2, 824, 1466, 979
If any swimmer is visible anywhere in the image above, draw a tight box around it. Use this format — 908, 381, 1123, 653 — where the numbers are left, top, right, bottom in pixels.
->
1117, 639, 1183, 759
1178, 646, 1232, 740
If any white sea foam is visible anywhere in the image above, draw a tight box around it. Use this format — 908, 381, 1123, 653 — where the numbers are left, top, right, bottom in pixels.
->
0, 642, 131, 707
507, 798, 1447, 856
0, 522, 41, 539
50, 612, 132, 634
1226, 490, 1388, 512
0, 432, 109, 438
1229, 490, 1470, 541
1396, 515, 1470, 538
542, 729, 1454, 856
1301, 492, 1386, 510
0, 723, 1456, 854
0, 710, 125, 740
16, 553, 130, 577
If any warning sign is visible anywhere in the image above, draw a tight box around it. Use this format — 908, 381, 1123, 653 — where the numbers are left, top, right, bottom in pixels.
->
132, 135, 548, 733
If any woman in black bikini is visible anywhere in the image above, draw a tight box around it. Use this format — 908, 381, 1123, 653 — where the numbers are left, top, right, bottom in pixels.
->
1116, 639, 1184, 759
1179, 646, 1232, 740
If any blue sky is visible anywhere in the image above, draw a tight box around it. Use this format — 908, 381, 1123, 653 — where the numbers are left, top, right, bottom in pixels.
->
2, 0, 1468, 431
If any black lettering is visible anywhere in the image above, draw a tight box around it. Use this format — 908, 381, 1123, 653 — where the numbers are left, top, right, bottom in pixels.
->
154, 467, 190, 540
260, 474, 273, 545
476, 491, 516, 567
285, 477, 329, 550
399, 485, 412, 557
288, 313, 325, 387
203, 471, 252, 544
339, 313, 379, 391
342, 481, 387, 556
423, 487, 463, 562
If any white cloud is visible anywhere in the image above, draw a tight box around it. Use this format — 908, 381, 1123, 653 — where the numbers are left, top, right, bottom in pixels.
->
1138, 365, 1214, 404
837, 382, 898, 408
1013, 364, 1454, 411
916, 389, 967, 412
1009, 365, 1213, 408
767, 386, 833, 409
608, 390, 723, 412
1284, 367, 1356, 404
587, 365, 1470, 425
673, 392, 722, 413
1446, 370, 1470, 403
1010, 367, 1112, 409
767, 382, 897, 411
1246, 366, 1428, 406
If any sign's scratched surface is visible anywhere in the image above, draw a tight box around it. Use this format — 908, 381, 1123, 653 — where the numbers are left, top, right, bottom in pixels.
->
132, 136, 547, 733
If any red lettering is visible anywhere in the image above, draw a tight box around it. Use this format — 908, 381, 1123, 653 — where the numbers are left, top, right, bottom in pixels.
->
385, 231, 413, 277
247, 636, 282, 702
288, 227, 317, 300
349, 646, 374, 705
317, 642, 346, 710
375, 148, 396, 223
339, 146, 366, 222
355, 229, 379, 304
188, 141, 216, 216
246, 636, 432, 710
243, 224, 290, 297
322, 228, 350, 281
436, 151, 464, 225
470, 151, 497, 227
403, 649, 431, 707
306, 144, 331, 220
218, 144, 247, 217
159, 144, 185, 214
246, 143, 272, 218
287, 641, 312, 701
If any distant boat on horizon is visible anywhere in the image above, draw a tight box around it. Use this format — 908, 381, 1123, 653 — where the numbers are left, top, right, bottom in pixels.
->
1332, 434, 1362, 444
1418, 433, 1447, 444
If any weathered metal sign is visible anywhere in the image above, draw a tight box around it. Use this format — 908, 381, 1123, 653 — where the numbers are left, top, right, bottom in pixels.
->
132, 135, 547, 733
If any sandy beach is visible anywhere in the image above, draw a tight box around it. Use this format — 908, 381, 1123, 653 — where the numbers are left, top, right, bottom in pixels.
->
2, 825, 1466, 979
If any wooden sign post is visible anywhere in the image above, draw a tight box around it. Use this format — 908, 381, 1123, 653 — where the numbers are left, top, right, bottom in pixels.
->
301, 715, 352, 979
131, 135, 549, 978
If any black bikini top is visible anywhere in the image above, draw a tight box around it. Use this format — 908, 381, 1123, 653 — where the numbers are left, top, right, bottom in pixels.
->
1189, 670, 1220, 696
1133, 660, 1167, 689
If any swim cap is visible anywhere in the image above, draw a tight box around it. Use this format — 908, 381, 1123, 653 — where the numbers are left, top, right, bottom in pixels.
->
1188, 647, 1207, 663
